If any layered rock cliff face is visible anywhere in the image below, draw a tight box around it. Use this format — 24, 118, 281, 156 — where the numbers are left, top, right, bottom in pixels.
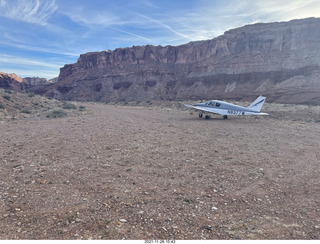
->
23, 77, 51, 86
53, 18, 320, 105
0, 72, 26, 91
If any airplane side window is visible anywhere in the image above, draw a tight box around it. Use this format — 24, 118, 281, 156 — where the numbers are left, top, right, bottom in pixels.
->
216, 103, 221, 107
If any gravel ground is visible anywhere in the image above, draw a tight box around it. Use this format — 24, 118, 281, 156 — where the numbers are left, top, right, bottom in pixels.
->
0, 101, 319, 240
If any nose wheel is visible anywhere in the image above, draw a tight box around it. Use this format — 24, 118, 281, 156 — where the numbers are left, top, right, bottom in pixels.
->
199, 113, 203, 118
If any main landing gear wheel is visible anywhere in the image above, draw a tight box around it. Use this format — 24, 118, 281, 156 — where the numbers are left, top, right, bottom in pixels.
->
223, 115, 228, 119
205, 115, 210, 120
199, 113, 203, 118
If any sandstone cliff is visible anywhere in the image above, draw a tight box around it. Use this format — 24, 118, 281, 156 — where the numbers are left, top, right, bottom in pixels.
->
23, 77, 51, 86
0, 72, 26, 91
53, 18, 320, 105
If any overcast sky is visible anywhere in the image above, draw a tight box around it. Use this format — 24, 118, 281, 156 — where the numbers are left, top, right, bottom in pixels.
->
1, 0, 320, 78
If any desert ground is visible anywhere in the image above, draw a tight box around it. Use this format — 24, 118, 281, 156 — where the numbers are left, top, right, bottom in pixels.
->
0, 99, 319, 240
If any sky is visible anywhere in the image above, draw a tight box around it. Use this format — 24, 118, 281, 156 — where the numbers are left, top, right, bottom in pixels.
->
1, 0, 320, 79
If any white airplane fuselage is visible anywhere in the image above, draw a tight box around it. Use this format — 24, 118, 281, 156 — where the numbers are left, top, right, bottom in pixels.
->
184, 96, 268, 119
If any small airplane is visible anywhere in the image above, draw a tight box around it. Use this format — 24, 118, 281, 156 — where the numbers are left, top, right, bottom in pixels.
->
184, 96, 268, 119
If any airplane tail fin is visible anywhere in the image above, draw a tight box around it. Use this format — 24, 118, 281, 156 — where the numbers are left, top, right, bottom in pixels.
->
247, 96, 267, 112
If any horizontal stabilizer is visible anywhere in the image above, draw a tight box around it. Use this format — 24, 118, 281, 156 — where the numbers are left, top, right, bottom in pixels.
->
183, 104, 195, 109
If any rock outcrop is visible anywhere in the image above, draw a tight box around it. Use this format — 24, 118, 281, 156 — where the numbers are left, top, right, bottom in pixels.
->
0, 72, 26, 91
22, 77, 58, 86
53, 18, 320, 105
23, 77, 51, 86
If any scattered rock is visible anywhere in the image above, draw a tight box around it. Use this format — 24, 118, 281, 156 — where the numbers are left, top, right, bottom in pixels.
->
212, 206, 218, 211
0, 101, 319, 239
203, 225, 212, 231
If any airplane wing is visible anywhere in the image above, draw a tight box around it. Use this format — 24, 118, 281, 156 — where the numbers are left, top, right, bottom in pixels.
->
183, 104, 223, 115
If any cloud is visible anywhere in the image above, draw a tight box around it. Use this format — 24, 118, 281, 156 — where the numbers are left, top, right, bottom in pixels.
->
107, 26, 152, 42
0, 0, 58, 25
1, 67, 59, 79
2, 0, 320, 78
133, 12, 193, 42
0, 54, 63, 78
0, 54, 62, 69
59, 4, 154, 43
63, 7, 118, 27
0, 38, 79, 57
161, 0, 320, 42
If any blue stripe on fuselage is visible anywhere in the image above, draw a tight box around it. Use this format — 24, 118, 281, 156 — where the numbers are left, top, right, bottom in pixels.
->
193, 102, 260, 113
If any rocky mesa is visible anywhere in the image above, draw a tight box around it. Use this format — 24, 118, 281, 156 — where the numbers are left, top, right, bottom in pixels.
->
52, 18, 320, 105
0, 72, 26, 91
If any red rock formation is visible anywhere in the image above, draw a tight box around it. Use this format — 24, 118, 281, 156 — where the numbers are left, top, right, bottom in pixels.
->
0, 72, 26, 91
53, 18, 320, 105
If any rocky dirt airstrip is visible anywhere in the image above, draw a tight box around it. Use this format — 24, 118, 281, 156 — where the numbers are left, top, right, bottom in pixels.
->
0, 94, 319, 239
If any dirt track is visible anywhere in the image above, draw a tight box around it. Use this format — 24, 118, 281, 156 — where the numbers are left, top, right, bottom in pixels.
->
0, 102, 319, 239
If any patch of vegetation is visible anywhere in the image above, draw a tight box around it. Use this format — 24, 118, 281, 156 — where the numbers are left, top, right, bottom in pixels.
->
46, 110, 68, 118
183, 198, 194, 203
3, 95, 11, 101
4, 89, 12, 94
79, 105, 86, 111
28, 93, 35, 97
113, 81, 132, 90
62, 102, 76, 109
0, 102, 4, 109
21, 109, 32, 114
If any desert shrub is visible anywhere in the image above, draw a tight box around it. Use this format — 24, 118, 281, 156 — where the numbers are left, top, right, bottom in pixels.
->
79, 105, 86, 111
3, 95, 11, 101
145, 80, 156, 87
46, 110, 67, 118
28, 93, 35, 97
62, 102, 76, 109
4, 89, 12, 94
21, 109, 32, 114
113, 81, 133, 90
0, 102, 4, 109
166, 80, 177, 87
95, 83, 102, 92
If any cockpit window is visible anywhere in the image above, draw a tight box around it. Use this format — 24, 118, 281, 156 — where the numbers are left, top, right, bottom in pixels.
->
208, 101, 215, 106
207, 101, 221, 107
